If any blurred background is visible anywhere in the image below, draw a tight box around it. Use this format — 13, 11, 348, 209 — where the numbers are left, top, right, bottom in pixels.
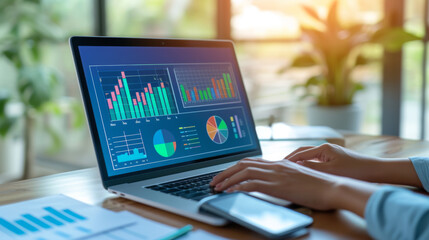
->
0, 0, 427, 182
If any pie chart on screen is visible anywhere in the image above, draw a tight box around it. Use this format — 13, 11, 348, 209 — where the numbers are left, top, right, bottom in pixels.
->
206, 116, 229, 144
153, 129, 177, 157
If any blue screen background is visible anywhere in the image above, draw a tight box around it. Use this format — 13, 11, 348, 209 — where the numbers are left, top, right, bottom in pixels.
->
78, 45, 259, 177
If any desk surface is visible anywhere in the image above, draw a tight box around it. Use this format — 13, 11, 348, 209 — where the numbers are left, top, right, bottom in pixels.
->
1, 133, 429, 239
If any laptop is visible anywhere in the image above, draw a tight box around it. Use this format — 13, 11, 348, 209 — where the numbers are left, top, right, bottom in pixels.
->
70, 36, 296, 226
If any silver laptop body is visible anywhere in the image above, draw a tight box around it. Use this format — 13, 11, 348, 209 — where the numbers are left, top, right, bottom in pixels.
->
70, 36, 285, 225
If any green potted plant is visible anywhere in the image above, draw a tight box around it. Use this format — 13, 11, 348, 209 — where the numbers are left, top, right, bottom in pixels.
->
0, 0, 64, 179
280, 0, 420, 131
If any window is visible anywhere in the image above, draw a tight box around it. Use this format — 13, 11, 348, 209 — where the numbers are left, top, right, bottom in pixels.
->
34, 0, 95, 172
107, 0, 216, 38
401, 0, 427, 139
232, 0, 385, 135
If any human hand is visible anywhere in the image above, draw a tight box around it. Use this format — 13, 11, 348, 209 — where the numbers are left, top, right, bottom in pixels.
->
210, 158, 342, 211
285, 143, 382, 182
210, 158, 379, 216
286, 143, 423, 189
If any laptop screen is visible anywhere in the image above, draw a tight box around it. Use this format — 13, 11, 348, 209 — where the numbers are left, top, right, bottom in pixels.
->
77, 43, 260, 177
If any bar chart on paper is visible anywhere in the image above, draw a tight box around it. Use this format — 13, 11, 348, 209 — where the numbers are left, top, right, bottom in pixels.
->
99, 68, 178, 121
174, 63, 241, 107
0, 195, 134, 240
0, 206, 87, 238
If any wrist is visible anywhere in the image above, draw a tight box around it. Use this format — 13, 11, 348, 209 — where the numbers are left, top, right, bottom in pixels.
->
320, 176, 346, 210
328, 177, 379, 217
362, 158, 386, 182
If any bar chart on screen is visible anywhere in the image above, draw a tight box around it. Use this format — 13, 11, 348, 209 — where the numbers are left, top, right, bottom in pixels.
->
174, 63, 241, 108
0, 195, 134, 240
99, 68, 178, 121
107, 129, 149, 170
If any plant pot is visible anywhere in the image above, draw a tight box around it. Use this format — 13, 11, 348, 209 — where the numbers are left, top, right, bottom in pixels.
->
307, 104, 362, 132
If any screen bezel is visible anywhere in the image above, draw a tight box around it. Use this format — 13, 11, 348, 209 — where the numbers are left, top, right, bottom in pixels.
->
69, 36, 262, 188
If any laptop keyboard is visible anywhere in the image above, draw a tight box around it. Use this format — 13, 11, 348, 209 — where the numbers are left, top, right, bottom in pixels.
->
146, 171, 221, 201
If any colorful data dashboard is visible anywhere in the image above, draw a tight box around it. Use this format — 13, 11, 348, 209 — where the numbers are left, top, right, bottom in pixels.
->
79, 46, 259, 177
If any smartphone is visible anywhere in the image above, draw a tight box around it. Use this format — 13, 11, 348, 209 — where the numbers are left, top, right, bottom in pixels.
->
199, 192, 313, 239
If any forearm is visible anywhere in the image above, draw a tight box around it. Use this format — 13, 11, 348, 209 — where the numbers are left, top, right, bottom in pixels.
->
329, 178, 379, 217
367, 158, 422, 188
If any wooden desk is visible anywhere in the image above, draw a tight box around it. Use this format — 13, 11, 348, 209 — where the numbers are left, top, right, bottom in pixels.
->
1, 134, 429, 239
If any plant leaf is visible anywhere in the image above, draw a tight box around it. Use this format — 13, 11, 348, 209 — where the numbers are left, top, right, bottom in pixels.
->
0, 91, 15, 137
346, 24, 366, 36
353, 82, 365, 92
355, 54, 375, 66
302, 5, 323, 23
326, 0, 339, 33
301, 27, 324, 44
0, 117, 14, 136
0, 92, 10, 117
18, 65, 61, 110
42, 102, 62, 115
346, 82, 365, 103
44, 123, 62, 153
290, 53, 318, 67
370, 28, 421, 51
345, 24, 373, 46
305, 75, 323, 87
70, 101, 85, 128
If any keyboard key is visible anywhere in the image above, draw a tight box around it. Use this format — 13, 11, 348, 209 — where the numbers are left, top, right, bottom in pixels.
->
146, 171, 221, 200
160, 187, 181, 194
181, 192, 204, 199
